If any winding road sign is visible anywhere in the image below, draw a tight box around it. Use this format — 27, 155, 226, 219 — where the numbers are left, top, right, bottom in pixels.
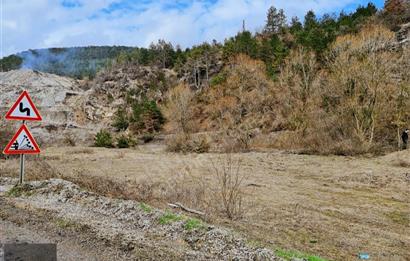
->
5, 91, 42, 121
3, 124, 41, 155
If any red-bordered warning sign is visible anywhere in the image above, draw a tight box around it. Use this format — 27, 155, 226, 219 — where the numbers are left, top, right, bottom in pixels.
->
3, 125, 41, 154
5, 91, 42, 121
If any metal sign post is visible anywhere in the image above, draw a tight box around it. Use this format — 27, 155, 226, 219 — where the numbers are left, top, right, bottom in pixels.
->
19, 120, 26, 184
19, 154, 25, 184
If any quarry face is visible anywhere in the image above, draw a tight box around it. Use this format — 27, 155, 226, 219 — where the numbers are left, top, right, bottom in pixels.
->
0, 69, 102, 146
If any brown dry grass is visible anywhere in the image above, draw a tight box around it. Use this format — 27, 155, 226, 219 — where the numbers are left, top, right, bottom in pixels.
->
166, 133, 210, 153
1, 145, 409, 260
391, 155, 410, 168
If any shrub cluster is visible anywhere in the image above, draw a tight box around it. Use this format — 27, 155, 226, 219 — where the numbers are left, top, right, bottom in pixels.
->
94, 130, 136, 149
112, 100, 165, 134
94, 130, 114, 148
166, 134, 210, 153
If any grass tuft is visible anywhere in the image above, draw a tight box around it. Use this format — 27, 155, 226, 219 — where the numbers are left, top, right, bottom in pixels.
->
55, 218, 76, 229
275, 249, 328, 261
158, 211, 182, 225
139, 203, 152, 213
6, 184, 34, 197
386, 211, 410, 226
184, 218, 203, 231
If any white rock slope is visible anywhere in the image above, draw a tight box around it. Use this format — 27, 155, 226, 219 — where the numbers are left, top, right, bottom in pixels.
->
0, 69, 100, 145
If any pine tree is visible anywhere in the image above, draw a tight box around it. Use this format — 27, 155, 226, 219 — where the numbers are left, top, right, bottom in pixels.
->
304, 11, 318, 30
289, 16, 303, 35
149, 40, 175, 68
264, 6, 286, 35
223, 31, 259, 60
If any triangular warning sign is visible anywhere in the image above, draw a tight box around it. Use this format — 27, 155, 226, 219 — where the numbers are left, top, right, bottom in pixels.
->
5, 91, 42, 121
3, 125, 41, 154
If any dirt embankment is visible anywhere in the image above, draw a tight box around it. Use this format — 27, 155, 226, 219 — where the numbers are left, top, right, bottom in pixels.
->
0, 178, 279, 260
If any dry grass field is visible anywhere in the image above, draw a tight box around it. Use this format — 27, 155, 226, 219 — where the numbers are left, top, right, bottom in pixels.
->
1, 145, 409, 260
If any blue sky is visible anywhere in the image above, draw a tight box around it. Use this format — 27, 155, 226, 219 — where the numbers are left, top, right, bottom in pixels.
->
1, 0, 384, 57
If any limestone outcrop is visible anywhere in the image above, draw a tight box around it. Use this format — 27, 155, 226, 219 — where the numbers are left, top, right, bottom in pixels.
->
0, 69, 98, 146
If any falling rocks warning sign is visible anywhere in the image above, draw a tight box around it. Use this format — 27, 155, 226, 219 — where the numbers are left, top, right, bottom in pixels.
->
3, 125, 41, 155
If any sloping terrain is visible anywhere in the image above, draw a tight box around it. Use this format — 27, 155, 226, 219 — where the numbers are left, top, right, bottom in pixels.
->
0, 67, 178, 146
0, 69, 99, 145
0, 178, 279, 260
90, 63, 177, 107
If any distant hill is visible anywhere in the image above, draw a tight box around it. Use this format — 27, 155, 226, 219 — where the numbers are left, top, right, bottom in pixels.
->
0, 46, 134, 79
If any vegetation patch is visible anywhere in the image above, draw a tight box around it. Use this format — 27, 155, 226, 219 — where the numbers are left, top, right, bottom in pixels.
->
55, 218, 77, 229
94, 130, 114, 148
141, 133, 154, 143
275, 249, 328, 261
158, 211, 182, 225
130, 100, 165, 134
184, 218, 204, 231
166, 134, 210, 153
112, 108, 129, 131
6, 184, 34, 197
386, 211, 410, 226
139, 203, 152, 213
116, 135, 131, 148
210, 72, 227, 86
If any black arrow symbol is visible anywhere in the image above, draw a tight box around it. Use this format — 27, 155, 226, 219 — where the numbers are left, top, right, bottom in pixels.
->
19, 102, 30, 116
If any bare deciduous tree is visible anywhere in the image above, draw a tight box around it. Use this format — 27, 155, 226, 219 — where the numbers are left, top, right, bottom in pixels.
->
211, 154, 247, 220
325, 25, 397, 146
164, 84, 195, 133
279, 47, 320, 131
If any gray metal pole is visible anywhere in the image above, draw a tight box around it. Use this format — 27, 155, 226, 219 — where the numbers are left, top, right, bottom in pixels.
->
19, 120, 26, 184
19, 154, 25, 184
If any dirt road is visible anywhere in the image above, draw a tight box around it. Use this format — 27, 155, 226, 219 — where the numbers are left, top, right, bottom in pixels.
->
0, 198, 129, 261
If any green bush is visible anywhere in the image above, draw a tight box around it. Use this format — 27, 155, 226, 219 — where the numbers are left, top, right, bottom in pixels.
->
131, 100, 165, 133
116, 135, 130, 148
112, 108, 129, 131
94, 130, 113, 148
141, 133, 154, 143
210, 72, 227, 86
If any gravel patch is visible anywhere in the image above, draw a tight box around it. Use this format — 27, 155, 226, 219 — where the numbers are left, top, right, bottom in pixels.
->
1, 178, 281, 260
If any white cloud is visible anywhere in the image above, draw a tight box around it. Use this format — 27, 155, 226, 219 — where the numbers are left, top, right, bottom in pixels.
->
1, 0, 378, 57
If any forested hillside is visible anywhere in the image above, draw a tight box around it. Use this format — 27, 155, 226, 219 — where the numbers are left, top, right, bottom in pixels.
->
0, 46, 133, 78
1, 2, 408, 81
1, 1, 409, 155
100, 1, 410, 155
0, 3, 389, 79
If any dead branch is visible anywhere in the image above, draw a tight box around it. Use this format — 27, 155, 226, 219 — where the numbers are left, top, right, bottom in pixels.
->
168, 202, 205, 216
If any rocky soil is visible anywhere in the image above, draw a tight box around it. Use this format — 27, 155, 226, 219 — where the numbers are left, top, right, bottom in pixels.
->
92, 64, 177, 103
397, 22, 410, 46
0, 69, 99, 146
0, 65, 179, 147
0, 177, 280, 260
